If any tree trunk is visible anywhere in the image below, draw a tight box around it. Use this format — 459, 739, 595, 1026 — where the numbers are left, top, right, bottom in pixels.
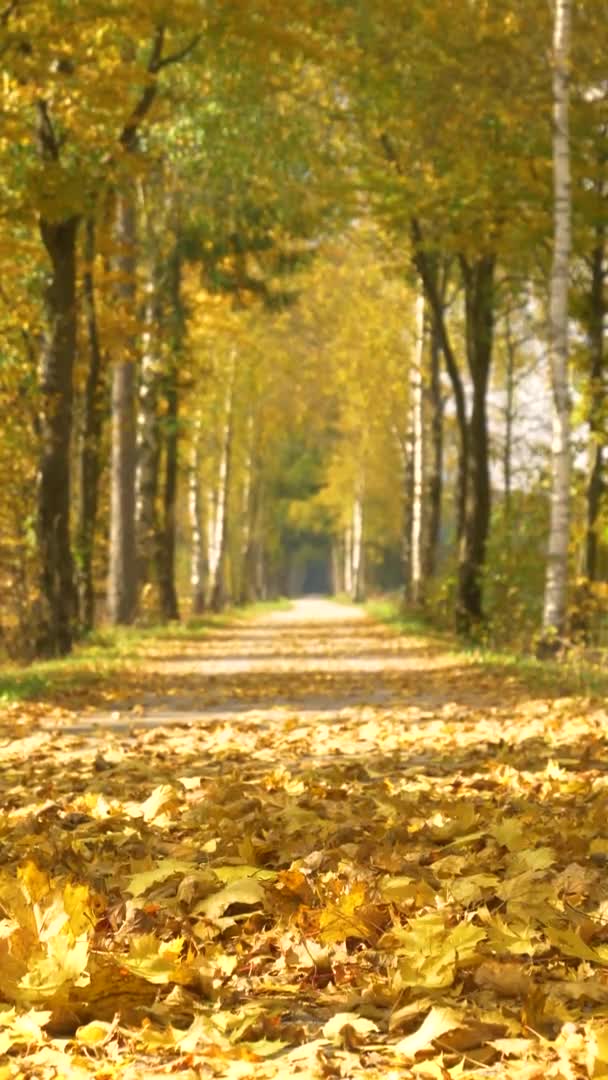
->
254, 498, 267, 600
457, 254, 496, 630
400, 434, 414, 603
156, 246, 182, 622
411, 230, 468, 543
584, 235, 606, 582
351, 491, 364, 602
425, 316, 443, 580
207, 366, 235, 612
542, 0, 572, 641
157, 365, 180, 621
344, 524, 353, 598
75, 217, 105, 633
503, 312, 516, 525
189, 417, 206, 615
135, 252, 163, 592
240, 511, 259, 605
108, 189, 138, 625
238, 415, 257, 605
331, 541, 343, 595
36, 215, 80, 656
410, 291, 425, 604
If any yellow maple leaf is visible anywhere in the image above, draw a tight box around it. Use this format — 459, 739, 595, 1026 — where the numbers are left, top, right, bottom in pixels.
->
395, 1006, 462, 1060
319, 882, 372, 945
120, 934, 185, 985
395, 913, 486, 990
19, 933, 89, 998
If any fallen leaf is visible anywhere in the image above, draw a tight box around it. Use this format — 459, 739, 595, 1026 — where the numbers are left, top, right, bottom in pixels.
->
394, 1006, 462, 1059
323, 1012, 379, 1043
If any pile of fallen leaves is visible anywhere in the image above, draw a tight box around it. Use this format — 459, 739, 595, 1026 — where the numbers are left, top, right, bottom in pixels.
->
1, 607, 608, 1078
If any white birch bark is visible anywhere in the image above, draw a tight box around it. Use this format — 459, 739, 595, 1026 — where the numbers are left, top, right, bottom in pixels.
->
108, 189, 138, 625
135, 268, 162, 586
239, 413, 255, 601
411, 291, 425, 603
351, 491, 364, 602
344, 525, 353, 597
206, 359, 235, 609
189, 415, 205, 614
542, 0, 572, 638
206, 425, 229, 598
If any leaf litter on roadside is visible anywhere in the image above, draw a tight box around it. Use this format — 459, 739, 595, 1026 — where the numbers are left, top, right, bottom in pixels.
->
1, 612, 608, 1076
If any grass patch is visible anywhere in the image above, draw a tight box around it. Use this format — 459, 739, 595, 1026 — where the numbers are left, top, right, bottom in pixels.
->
473, 647, 608, 699
0, 599, 291, 705
365, 597, 452, 642
368, 595, 608, 699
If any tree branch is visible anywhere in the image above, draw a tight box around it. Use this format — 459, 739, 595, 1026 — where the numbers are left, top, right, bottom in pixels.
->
0, 0, 19, 26
119, 28, 200, 151
36, 99, 60, 160
155, 33, 202, 70
120, 27, 165, 151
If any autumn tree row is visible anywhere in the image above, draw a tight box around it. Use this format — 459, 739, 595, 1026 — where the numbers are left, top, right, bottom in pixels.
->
0, 0, 605, 656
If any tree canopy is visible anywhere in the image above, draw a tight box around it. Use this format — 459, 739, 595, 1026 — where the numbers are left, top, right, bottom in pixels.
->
0, 0, 605, 650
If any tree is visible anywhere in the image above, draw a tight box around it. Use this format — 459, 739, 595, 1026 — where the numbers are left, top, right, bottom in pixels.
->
107, 25, 201, 626
343, 0, 552, 630
75, 217, 106, 633
541, 0, 572, 643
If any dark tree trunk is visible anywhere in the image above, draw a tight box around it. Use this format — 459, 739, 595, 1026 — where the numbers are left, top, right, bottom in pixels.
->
425, 318, 443, 579
36, 215, 80, 657
457, 254, 496, 630
411, 224, 468, 542
156, 245, 182, 622
157, 370, 180, 621
108, 189, 138, 625
584, 235, 606, 582
75, 218, 105, 632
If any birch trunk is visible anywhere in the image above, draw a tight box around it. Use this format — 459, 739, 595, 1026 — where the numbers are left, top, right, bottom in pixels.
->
351, 492, 364, 602
411, 292, 425, 604
344, 525, 353, 597
108, 188, 138, 625
135, 255, 163, 591
238, 415, 256, 604
189, 417, 206, 615
542, 0, 572, 640
503, 313, 517, 524
157, 370, 180, 621
207, 367, 235, 611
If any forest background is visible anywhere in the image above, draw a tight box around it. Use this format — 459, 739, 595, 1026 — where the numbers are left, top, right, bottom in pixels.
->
0, 0, 605, 660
